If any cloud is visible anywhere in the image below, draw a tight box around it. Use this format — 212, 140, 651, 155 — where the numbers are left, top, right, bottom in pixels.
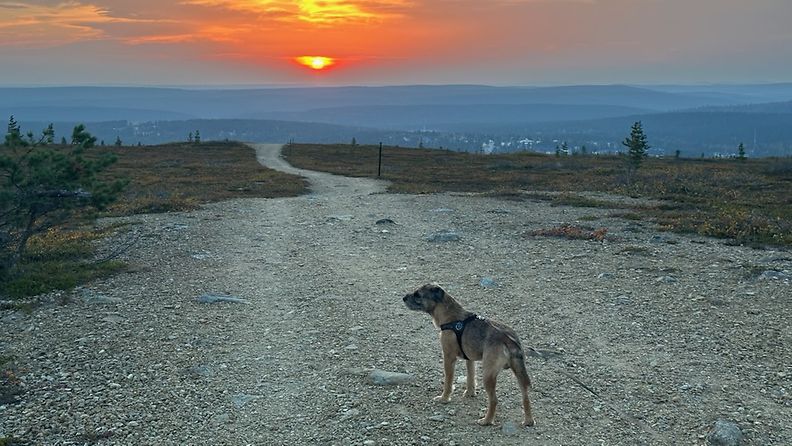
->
182, 0, 411, 24
0, 1, 165, 47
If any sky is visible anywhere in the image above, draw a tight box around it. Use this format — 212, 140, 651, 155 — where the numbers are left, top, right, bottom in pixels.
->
1, 0, 792, 86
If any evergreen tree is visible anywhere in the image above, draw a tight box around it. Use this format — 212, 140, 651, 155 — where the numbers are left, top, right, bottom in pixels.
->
194, 130, 201, 144
1, 122, 125, 273
622, 121, 650, 171
580, 145, 587, 155
4, 116, 25, 147
71, 124, 97, 148
115, 136, 122, 146
60, 137, 68, 145
737, 142, 747, 161
560, 141, 569, 156
675, 149, 681, 159
351, 137, 357, 146
188, 132, 193, 143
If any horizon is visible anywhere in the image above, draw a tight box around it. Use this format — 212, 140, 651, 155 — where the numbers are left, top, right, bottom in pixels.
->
2, 1, 792, 86
3, 81, 792, 90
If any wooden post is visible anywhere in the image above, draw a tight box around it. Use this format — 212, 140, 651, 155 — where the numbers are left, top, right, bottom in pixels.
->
378, 142, 383, 177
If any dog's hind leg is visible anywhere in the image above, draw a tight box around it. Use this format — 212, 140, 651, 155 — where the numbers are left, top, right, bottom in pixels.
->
463, 360, 477, 398
510, 352, 535, 427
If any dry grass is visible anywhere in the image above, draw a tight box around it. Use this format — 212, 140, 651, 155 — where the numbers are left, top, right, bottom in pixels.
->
284, 143, 792, 247
104, 141, 307, 216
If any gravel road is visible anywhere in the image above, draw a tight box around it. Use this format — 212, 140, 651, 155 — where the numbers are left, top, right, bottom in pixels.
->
1, 143, 790, 445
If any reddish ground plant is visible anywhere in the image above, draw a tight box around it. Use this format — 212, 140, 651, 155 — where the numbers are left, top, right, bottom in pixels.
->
526, 225, 609, 241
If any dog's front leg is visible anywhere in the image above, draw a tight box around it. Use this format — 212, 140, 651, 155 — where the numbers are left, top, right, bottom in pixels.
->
463, 360, 476, 398
434, 350, 457, 403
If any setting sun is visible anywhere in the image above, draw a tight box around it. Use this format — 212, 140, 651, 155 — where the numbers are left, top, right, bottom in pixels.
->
295, 56, 335, 70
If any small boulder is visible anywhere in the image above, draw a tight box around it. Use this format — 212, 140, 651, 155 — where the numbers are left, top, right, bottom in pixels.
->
707, 419, 743, 446
368, 369, 415, 386
479, 277, 497, 288
758, 270, 790, 281
196, 294, 249, 304
376, 218, 396, 225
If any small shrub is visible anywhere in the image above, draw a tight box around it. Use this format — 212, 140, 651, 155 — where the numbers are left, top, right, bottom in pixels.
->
527, 225, 608, 241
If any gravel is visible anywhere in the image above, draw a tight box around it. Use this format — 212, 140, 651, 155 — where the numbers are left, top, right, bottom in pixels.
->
1, 143, 790, 445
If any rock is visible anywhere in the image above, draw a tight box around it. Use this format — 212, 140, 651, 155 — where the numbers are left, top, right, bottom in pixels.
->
420, 435, 431, 442
211, 413, 231, 425
597, 272, 614, 279
757, 270, 790, 281
196, 294, 249, 304
232, 394, 258, 408
428, 415, 445, 422
101, 314, 124, 324
707, 419, 743, 446
78, 288, 121, 305
614, 295, 632, 305
655, 275, 678, 284
488, 209, 510, 214
649, 235, 677, 244
363, 440, 375, 446
479, 277, 497, 288
375, 218, 395, 225
327, 214, 354, 221
340, 408, 360, 419
426, 231, 461, 243
188, 365, 213, 378
501, 421, 519, 435
368, 370, 415, 386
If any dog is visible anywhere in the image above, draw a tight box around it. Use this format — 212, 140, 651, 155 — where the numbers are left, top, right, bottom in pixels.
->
403, 283, 534, 427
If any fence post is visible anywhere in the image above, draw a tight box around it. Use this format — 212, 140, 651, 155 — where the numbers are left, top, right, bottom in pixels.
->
378, 142, 383, 177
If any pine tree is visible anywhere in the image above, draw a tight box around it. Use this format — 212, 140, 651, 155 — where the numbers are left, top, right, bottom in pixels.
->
1, 122, 125, 273
351, 137, 357, 146
114, 136, 122, 146
737, 142, 747, 161
188, 132, 193, 143
560, 141, 569, 156
194, 130, 201, 144
71, 124, 97, 148
622, 121, 650, 171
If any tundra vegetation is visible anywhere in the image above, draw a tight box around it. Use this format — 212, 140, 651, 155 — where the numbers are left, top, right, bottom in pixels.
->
283, 142, 792, 247
1, 122, 306, 299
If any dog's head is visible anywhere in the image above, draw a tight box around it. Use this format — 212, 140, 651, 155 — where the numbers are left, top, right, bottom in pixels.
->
403, 283, 446, 313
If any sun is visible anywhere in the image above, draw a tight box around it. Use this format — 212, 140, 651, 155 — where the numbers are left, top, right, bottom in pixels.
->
295, 56, 335, 70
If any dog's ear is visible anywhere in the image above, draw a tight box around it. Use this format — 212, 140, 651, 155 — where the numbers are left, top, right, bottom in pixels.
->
428, 284, 445, 301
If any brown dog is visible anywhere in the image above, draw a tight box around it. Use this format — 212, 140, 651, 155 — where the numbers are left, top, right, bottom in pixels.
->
403, 283, 534, 426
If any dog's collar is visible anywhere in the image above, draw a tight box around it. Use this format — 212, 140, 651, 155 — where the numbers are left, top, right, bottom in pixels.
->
440, 314, 481, 360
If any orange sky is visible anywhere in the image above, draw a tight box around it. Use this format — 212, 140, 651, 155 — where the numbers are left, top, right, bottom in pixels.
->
1, 0, 792, 85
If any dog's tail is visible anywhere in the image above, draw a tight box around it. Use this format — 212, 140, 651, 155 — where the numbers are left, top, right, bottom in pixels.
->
505, 336, 532, 390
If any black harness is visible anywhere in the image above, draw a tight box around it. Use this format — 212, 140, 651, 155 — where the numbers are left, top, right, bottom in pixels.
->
440, 314, 481, 360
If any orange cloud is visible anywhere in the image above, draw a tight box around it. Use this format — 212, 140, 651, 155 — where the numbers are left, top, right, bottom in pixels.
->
0, 1, 168, 47
182, 0, 410, 24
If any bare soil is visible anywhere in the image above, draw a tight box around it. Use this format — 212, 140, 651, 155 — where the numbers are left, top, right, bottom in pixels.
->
1, 144, 790, 445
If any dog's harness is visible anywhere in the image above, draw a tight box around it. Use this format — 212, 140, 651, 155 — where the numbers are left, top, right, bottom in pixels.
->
440, 314, 482, 360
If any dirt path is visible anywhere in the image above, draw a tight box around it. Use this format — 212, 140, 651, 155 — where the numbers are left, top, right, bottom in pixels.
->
2, 144, 790, 445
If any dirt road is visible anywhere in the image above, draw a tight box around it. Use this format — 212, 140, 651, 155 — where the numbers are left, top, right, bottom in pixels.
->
1, 143, 789, 445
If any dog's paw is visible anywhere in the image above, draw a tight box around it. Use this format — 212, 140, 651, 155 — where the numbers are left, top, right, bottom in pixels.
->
522, 418, 535, 427
433, 395, 451, 404
463, 390, 476, 398
476, 417, 494, 426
